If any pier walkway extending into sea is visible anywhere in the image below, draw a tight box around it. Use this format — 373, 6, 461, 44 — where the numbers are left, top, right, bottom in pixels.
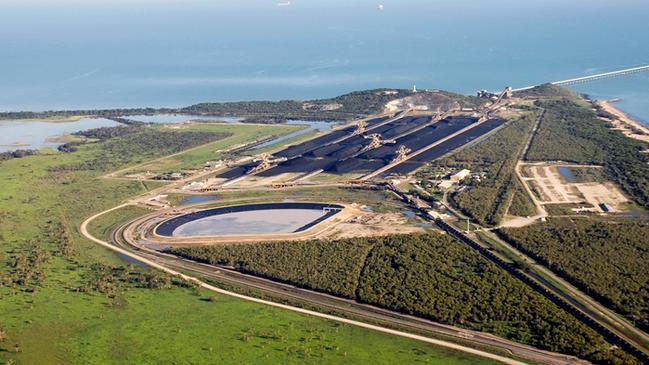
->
513, 64, 649, 92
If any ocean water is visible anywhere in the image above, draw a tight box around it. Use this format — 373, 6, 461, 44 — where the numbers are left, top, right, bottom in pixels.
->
1, 0, 648, 123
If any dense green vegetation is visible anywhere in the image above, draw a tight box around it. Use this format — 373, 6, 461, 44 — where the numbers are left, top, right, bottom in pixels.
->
49, 127, 231, 173
73, 124, 145, 141
565, 166, 607, 183
0, 149, 37, 161
2, 123, 486, 365
425, 113, 536, 225
171, 239, 373, 298
525, 91, 649, 209
516, 83, 580, 100
0, 89, 413, 121
526, 100, 608, 164
114, 123, 300, 175
182, 89, 417, 120
56, 124, 149, 152
0, 107, 176, 121
185, 88, 485, 120
499, 218, 649, 332
507, 180, 537, 217
1, 89, 481, 123
169, 233, 636, 364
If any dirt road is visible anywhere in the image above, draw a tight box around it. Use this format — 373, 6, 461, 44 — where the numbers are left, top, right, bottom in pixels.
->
80, 204, 539, 365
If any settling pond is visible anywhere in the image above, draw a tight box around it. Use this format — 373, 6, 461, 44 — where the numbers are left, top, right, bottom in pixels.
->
156, 202, 343, 237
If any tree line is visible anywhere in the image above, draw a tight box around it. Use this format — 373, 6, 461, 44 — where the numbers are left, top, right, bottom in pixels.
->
420, 113, 537, 225
50, 128, 231, 172
499, 218, 649, 332
168, 233, 638, 364
0, 149, 37, 162
525, 96, 649, 209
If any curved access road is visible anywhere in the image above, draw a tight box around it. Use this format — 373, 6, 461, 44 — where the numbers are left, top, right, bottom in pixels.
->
81, 204, 539, 365
81, 202, 596, 365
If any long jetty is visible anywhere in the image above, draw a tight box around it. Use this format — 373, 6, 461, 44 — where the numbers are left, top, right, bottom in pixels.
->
513, 64, 649, 92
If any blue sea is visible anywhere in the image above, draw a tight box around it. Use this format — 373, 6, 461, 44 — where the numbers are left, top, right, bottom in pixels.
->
1, 0, 648, 124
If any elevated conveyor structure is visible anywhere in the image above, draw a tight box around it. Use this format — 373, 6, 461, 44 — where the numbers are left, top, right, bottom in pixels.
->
513, 64, 649, 92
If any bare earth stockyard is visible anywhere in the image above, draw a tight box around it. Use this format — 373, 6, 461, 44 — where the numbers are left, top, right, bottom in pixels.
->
519, 162, 629, 213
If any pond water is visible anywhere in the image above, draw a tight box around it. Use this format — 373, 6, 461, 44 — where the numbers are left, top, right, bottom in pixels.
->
0, 117, 119, 152
124, 114, 243, 124
251, 120, 337, 150
557, 166, 576, 183
1, 113, 336, 154
180, 195, 219, 205
172, 208, 327, 237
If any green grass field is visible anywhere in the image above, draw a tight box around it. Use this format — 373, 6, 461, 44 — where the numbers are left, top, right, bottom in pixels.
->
3, 272, 501, 365
0, 122, 503, 365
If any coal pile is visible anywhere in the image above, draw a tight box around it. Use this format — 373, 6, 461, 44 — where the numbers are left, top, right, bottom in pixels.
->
273, 129, 352, 158
380, 118, 505, 176
257, 157, 337, 176
235, 114, 499, 179
326, 158, 386, 174
217, 165, 253, 179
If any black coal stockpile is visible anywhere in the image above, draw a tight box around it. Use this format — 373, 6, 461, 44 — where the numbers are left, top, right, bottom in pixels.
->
383, 161, 425, 175
328, 145, 364, 159
396, 116, 478, 151
307, 144, 346, 157
357, 145, 398, 160
365, 116, 390, 126
380, 118, 505, 176
257, 156, 337, 176
233, 115, 501, 178
217, 165, 253, 179
382, 124, 420, 138
411, 118, 505, 163
380, 116, 432, 139
326, 158, 386, 174
273, 128, 352, 158
341, 135, 366, 145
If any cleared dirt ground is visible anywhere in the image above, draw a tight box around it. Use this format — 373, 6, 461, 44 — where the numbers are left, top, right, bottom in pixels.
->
327, 212, 426, 239
518, 162, 628, 213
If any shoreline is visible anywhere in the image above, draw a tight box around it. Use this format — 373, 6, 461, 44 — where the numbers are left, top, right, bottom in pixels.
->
0, 115, 89, 123
596, 100, 649, 144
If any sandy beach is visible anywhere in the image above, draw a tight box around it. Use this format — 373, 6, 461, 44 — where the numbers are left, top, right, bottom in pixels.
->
597, 100, 649, 144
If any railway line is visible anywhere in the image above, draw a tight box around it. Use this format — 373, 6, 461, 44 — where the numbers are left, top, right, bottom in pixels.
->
379, 183, 649, 363
433, 219, 649, 363
100, 207, 589, 365
115, 178, 649, 364
80, 89, 649, 364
